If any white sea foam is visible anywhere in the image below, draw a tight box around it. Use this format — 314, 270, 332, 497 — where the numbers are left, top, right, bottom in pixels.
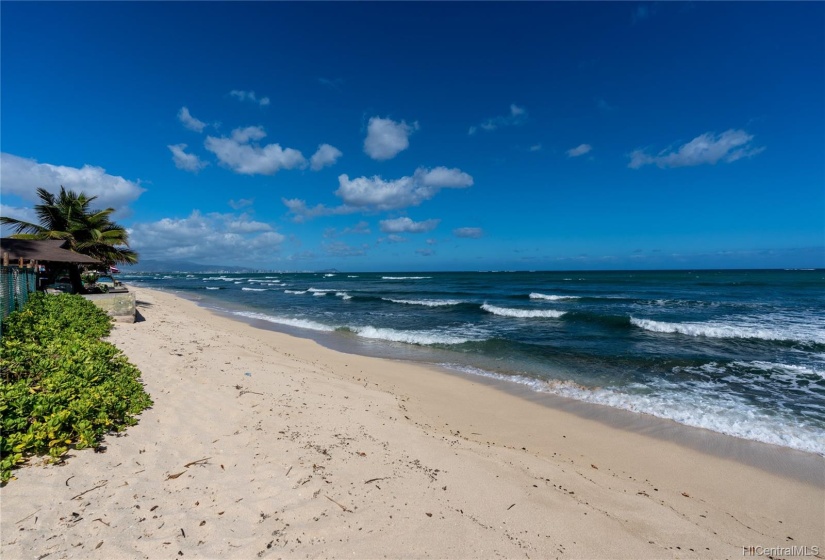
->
284, 289, 307, 294
630, 316, 825, 345
529, 293, 580, 301
307, 287, 328, 292
336, 292, 352, 300
439, 363, 825, 455
347, 275, 359, 278
732, 360, 824, 379
384, 298, 463, 307
382, 276, 432, 280
324, 273, 336, 277
232, 311, 335, 332
241, 287, 266, 292
351, 326, 473, 345
205, 287, 221, 290
481, 303, 565, 318
313, 292, 328, 297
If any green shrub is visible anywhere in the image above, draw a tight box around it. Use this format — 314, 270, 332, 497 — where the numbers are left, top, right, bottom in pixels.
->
0, 293, 152, 482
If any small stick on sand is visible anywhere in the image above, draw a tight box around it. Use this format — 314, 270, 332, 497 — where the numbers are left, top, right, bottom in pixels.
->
324, 495, 352, 513
71, 481, 108, 500
15, 509, 41, 524
183, 457, 211, 468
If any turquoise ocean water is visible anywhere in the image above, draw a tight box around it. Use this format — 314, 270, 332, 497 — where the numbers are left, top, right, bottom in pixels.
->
124, 269, 825, 455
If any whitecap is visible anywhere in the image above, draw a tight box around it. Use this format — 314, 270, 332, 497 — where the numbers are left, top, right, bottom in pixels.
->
350, 326, 473, 345
384, 298, 463, 307
630, 316, 825, 345
232, 311, 334, 332
481, 303, 565, 318
529, 293, 580, 301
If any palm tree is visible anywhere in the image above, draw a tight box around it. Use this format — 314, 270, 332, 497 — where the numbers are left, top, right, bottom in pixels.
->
1, 187, 138, 267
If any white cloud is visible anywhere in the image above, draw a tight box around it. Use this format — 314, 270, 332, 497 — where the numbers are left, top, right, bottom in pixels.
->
168, 143, 208, 172
128, 210, 284, 263
530, 144, 542, 152
0, 153, 146, 213
323, 240, 367, 257
310, 144, 343, 171
628, 129, 765, 169
229, 90, 270, 106
228, 198, 254, 210
567, 144, 592, 157
381, 234, 407, 244
416, 248, 435, 256
324, 221, 371, 238
336, 166, 473, 211
363, 116, 419, 160
282, 198, 357, 223
284, 166, 473, 222
453, 227, 484, 238
469, 104, 527, 135
205, 126, 306, 175
379, 217, 440, 233
178, 107, 207, 132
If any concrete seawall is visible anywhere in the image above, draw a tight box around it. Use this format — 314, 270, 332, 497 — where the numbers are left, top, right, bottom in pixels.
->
83, 291, 136, 323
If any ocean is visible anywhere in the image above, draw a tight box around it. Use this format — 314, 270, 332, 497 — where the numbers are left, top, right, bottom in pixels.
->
123, 269, 825, 455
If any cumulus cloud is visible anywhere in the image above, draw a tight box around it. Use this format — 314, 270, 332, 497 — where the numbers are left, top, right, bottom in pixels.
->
567, 144, 592, 157
0, 152, 145, 213
379, 217, 440, 233
324, 221, 371, 238
530, 144, 542, 152
228, 198, 254, 210
229, 90, 270, 106
323, 240, 367, 257
469, 104, 527, 135
283, 166, 473, 222
416, 248, 435, 256
168, 144, 208, 172
205, 126, 306, 175
336, 167, 473, 211
128, 210, 284, 263
310, 143, 343, 171
628, 129, 765, 169
453, 227, 484, 238
281, 198, 357, 223
178, 107, 207, 132
363, 116, 419, 160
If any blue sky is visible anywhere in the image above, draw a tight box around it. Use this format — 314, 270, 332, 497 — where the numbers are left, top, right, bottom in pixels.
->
1, 2, 823, 271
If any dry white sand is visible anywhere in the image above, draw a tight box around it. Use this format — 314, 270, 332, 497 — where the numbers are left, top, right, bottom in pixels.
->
2, 287, 823, 559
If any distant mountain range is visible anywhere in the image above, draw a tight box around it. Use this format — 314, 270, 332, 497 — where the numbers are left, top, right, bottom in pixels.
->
122, 260, 340, 274
121, 260, 254, 273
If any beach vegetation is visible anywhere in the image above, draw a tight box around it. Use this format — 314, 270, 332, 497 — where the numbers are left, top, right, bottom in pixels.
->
0, 293, 152, 483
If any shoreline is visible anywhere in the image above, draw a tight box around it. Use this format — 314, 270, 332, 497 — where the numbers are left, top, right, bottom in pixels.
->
2, 286, 823, 559
192, 287, 823, 485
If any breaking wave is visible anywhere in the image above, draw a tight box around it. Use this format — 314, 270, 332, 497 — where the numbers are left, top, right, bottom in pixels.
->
481, 303, 565, 318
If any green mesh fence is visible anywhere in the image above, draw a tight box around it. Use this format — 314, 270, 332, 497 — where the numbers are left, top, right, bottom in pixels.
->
0, 267, 37, 331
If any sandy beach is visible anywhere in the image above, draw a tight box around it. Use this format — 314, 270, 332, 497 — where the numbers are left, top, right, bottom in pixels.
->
2, 286, 823, 559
